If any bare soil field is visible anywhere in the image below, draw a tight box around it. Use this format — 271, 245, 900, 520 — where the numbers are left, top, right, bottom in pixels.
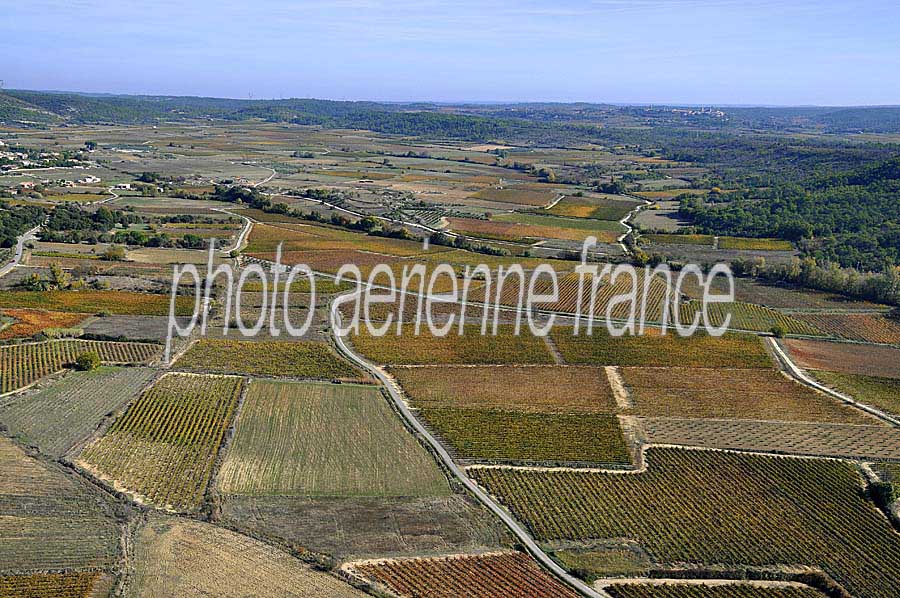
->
638, 418, 900, 460
345, 551, 581, 598
0, 366, 156, 457
216, 380, 449, 497
782, 339, 900, 379
221, 494, 509, 561
126, 515, 366, 597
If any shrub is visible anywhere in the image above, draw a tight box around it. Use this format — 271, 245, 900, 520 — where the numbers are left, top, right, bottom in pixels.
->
770, 324, 787, 338
74, 351, 101, 371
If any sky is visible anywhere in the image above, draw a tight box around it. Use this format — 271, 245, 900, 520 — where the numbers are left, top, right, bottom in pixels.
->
2, 0, 899, 106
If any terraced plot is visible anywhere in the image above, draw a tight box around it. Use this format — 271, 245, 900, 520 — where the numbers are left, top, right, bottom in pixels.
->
217, 380, 448, 497
389, 365, 616, 413
550, 329, 772, 368
621, 367, 874, 424
174, 339, 361, 378
128, 515, 365, 598
606, 584, 824, 598
810, 370, 900, 417
639, 418, 900, 460
0, 366, 156, 457
472, 448, 900, 597
0, 437, 120, 573
0, 339, 161, 394
352, 324, 555, 365
421, 408, 629, 464
78, 373, 242, 511
346, 551, 581, 598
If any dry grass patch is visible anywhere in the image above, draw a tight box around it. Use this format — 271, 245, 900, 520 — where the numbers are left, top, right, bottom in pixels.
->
0, 309, 87, 339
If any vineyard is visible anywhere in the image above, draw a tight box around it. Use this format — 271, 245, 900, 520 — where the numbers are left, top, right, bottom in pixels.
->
606, 584, 824, 598
545, 195, 641, 220
792, 313, 900, 344
676, 302, 822, 335
717, 237, 795, 251
549, 328, 772, 368
346, 551, 581, 598
782, 338, 900, 379
420, 408, 629, 464
127, 515, 366, 598
810, 370, 900, 417
472, 186, 559, 206
389, 365, 616, 413
0, 573, 101, 598
0, 290, 195, 316
0, 339, 161, 394
0, 366, 156, 457
0, 309, 87, 340
351, 324, 555, 365
621, 367, 874, 424
78, 373, 242, 511
0, 437, 120, 574
216, 380, 449, 497
174, 339, 362, 379
471, 448, 900, 597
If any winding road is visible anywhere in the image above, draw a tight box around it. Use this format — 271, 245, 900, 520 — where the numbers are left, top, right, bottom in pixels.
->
0, 224, 41, 278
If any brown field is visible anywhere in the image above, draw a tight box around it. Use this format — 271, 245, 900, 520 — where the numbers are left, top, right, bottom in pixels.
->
621, 367, 874, 424
0, 572, 103, 597
128, 515, 366, 597
605, 584, 825, 598
346, 551, 581, 598
0, 309, 87, 339
782, 339, 900, 379
389, 365, 616, 413
792, 313, 900, 345
447, 216, 619, 243
472, 186, 559, 206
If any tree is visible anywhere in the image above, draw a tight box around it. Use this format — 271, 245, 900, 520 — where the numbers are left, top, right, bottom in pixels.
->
102, 245, 126, 261
74, 351, 101, 371
48, 262, 72, 290
84, 141, 97, 151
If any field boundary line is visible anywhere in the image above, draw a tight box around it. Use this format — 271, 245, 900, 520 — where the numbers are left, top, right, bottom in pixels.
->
328, 290, 611, 598
768, 337, 900, 427
605, 366, 631, 409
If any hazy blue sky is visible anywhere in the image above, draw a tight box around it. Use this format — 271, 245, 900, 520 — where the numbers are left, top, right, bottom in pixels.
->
2, 0, 898, 105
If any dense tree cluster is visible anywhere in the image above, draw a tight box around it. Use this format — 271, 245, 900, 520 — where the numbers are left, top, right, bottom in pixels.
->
0, 202, 45, 248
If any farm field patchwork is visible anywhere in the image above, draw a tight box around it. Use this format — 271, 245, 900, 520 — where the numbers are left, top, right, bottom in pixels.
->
127, 515, 366, 598
0, 436, 120, 573
621, 367, 873, 424
550, 328, 772, 368
216, 380, 449, 497
389, 365, 616, 413
0, 366, 156, 457
352, 324, 555, 365
0, 290, 195, 316
809, 370, 900, 417
472, 448, 900, 597
421, 408, 629, 464
174, 339, 361, 378
346, 551, 581, 598
0, 339, 160, 394
78, 373, 242, 511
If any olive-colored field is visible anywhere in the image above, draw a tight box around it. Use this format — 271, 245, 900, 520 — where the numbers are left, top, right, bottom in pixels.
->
174, 339, 362, 379
793, 313, 900, 345
811, 370, 900, 417
0, 290, 195, 316
545, 195, 641, 220
216, 380, 449, 497
78, 373, 242, 511
0, 366, 156, 457
0, 572, 103, 598
352, 324, 555, 365
127, 515, 366, 598
389, 365, 616, 413
549, 328, 772, 368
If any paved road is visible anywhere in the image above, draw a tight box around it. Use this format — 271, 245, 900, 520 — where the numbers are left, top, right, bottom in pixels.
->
212, 208, 253, 255
328, 291, 609, 598
0, 224, 41, 278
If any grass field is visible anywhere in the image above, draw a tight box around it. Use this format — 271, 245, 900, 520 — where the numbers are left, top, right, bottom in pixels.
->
128, 515, 366, 598
810, 370, 900, 417
389, 365, 616, 413
216, 380, 449, 497
0, 290, 195, 316
421, 408, 629, 464
549, 328, 772, 368
606, 585, 824, 598
352, 324, 555, 365
347, 551, 581, 598
0, 572, 102, 597
78, 373, 242, 511
472, 448, 900, 597
621, 367, 872, 424
174, 339, 361, 378
0, 437, 120, 573
0, 309, 87, 339
0, 339, 160, 393
0, 366, 156, 457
